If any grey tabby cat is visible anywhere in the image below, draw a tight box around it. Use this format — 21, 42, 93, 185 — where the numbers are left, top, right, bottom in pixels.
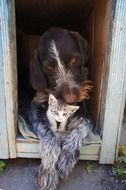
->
47, 94, 79, 132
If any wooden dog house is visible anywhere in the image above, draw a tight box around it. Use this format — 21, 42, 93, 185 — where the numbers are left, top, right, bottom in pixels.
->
0, 0, 126, 164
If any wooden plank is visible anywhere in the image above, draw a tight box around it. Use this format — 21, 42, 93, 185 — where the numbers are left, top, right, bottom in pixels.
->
87, 0, 110, 125
0, 0, 17, 158
80, 144, 101, 155
0, 0, 9, 158
16, 140, 101, 159
16, 141, 101, 156
100, 0, 126, 164
17, 152, 99, 160
17, 152, 41, 158
16, 142, 41, 153
89, 56, 105, 125
79, 154, 99, 160
16, 132, 101, 160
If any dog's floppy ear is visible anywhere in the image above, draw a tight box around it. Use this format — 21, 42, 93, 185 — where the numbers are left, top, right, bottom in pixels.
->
30, 49, 47, 91
69, 31, 89, 79
30, 31, 50, 91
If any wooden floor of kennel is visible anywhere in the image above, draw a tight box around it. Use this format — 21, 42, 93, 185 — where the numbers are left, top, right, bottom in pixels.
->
0, 0, 126, 164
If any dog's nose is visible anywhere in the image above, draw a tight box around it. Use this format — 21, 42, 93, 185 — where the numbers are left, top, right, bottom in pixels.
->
64, 93, 78, 104
56, 83, 80, 104
63, 86, 80, 104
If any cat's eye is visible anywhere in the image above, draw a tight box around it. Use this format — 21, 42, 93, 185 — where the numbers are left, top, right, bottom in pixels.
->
51, 110, 57, 114
53, 111, 58, 115
63, 113, 68, 117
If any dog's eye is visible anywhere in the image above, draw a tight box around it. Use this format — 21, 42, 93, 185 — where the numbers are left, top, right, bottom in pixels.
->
47, 66, 54, 71
69, 57, 77, 65
69, 56, 81, 66
47, 66, 53, 70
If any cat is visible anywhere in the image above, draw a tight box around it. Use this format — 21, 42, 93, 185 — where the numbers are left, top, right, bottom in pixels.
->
46, 94, 79, 132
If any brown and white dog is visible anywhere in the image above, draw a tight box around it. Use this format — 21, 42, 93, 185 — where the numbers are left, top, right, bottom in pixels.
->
30, 28, 92, 104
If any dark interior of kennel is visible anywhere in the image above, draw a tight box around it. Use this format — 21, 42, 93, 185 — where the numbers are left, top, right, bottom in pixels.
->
16, 0, 109, 133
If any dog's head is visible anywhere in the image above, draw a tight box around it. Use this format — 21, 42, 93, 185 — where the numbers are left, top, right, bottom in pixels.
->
30, 28, 89, 103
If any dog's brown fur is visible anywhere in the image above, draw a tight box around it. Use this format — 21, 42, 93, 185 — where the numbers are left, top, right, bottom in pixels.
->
78, 80, 93, 102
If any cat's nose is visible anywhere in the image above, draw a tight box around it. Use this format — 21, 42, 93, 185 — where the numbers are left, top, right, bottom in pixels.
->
57, 118, 63, 122
56, 116, 64, 122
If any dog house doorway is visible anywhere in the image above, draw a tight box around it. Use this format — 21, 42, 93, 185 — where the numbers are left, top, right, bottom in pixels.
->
0, 0, 126, 164
16, 0, 107, 161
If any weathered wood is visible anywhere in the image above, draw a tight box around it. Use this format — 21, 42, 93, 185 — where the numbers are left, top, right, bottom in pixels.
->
17, 152, 41, 158
87, 0, 110, 125
80, 144, 101, 155
16, 141, 40, 153
16, 138, 101, 160
17, 152, 99, 160
0, 0, 9, 158
0, 0, 17, 158
79, 154, 99, 160
89, 56, 105, 125
100, 0, 126, 164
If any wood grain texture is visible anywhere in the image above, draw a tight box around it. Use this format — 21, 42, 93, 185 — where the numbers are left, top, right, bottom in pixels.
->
16, 139, 101, 160
17, 152, 99, 160
100, 0, 126, 164
0, 0, 9, 159
0, 0, 17, 158
88, 0, 110, 125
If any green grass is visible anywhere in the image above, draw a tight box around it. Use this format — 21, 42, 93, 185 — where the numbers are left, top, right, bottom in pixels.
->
112, 145, 126, 179
0, 160, 6, 172
84, 162, 96, 173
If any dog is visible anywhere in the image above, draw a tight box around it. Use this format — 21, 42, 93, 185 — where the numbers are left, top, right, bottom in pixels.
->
28, 28, 93, 190
30, 27, 90, 104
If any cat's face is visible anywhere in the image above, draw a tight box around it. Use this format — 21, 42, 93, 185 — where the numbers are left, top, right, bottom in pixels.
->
48, 94, 79, 122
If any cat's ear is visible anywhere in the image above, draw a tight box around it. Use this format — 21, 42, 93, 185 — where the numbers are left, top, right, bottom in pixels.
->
49, 94, 58, 105
68, 105, 79, 114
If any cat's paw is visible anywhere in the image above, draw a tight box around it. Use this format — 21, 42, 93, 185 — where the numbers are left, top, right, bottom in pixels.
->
57, 128, 65, 132
51, 126, 58, 133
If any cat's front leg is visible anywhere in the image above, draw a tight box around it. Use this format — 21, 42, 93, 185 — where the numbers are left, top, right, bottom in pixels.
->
48, 117, 57, 133
50, 121, 57, 133
46, 110, 57, 132
58, 119, 67, 132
